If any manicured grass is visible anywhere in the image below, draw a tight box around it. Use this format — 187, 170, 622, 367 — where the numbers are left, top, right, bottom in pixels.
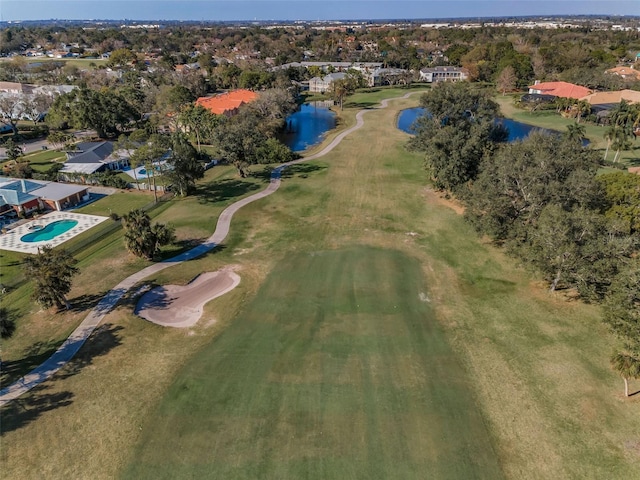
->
124, 247, 504, 480
77, 190, 156, 217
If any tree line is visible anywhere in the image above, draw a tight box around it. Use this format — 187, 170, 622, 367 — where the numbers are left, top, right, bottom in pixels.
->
408, 82, 640, 395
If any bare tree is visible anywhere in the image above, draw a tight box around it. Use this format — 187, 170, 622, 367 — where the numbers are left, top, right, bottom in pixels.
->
22, 93, 55, 125
0, 94, 26, 134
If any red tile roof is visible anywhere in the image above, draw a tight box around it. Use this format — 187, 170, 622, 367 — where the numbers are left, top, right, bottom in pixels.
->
196, 89, 259, 115
528, 81, 592, 99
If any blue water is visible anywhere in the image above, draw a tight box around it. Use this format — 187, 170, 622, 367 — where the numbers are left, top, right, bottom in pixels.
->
21, 219, 78, 242
397, 107, 560, 142
281, 103, 337, 152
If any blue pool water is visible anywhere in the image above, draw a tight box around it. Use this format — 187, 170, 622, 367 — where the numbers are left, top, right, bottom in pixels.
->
21, 219, 79, 242
281, 102, 337, 152
397, 107, 562, 142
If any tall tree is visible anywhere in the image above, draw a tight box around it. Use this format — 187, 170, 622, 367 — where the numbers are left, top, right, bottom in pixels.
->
24, 246, 79, 311
564, 123, 586, 144
0, 94, 26, 135
408, 82, 507, 191
130, 136, 168, 203
122, 209, 175, 260
165, 133, 205, 196
598, 171, 640, 235
465, 133, 602, 242
177, 104, 219, 152
47, 87, 139, 138
496, 66, 517, 95
330, 78, 352, 111
603, 263, 640, 397
211, 114, 269, 177
22, 93, 55, 125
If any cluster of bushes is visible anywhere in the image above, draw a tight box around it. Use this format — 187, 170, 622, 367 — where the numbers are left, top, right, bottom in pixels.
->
61, 170, 130, 189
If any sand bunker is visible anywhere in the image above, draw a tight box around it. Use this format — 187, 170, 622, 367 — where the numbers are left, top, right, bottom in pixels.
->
135, 269, 240, 328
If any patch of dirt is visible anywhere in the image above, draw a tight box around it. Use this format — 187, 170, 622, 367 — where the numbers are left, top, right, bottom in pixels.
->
422, 187, 465, 215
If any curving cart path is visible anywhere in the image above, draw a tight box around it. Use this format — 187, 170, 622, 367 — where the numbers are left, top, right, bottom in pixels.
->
0, 92, 418, 406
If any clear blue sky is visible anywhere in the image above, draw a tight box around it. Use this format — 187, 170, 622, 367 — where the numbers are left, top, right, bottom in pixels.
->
1, 1, 639, 22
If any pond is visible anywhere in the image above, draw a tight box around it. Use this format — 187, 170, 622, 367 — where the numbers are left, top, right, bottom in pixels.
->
281, 102, 337, 152
397, 107, 562, 142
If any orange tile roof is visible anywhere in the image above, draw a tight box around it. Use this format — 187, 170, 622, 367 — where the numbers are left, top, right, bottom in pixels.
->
528, 81, 592, 99
196, 89, 259, 115
606, 66, 640, 80
580, 89, 640, 106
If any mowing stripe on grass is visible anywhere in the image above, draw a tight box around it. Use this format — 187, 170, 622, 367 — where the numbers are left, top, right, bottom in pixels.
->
124, 246, 504, 480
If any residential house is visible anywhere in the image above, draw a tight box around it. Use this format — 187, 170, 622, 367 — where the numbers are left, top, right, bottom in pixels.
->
419, 66, 469, 83
365, 68, 409, 87
0, 82, 34, 95
195, 89, 259, 116
527, 81, 592, 99
580, 89, 640, 112
60, 141, 131, 176
605, 66, 640, 81
0, 178, 89, 214
309, 72, 347, 93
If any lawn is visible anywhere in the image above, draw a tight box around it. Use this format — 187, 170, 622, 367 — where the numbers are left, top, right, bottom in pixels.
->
123, 247, 504, 480
1, 92, 639, 479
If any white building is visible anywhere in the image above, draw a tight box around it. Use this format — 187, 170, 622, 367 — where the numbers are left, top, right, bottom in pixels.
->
419, 66, 469, 83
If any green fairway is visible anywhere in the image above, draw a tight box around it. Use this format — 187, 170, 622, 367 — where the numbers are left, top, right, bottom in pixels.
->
124, 246, 504, 480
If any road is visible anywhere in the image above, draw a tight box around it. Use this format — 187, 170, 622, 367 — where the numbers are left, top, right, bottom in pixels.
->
0, 129, 96, 160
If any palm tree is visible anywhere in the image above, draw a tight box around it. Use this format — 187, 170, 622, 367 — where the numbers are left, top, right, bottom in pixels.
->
611, 353, 640, 397
122, 209, 174, 260
122, 209, 153, 259
565, 123, 586, 144
574, 100, 591, 123
330, 79, 351, 111
24, 246, 79, 311
604, 126, 615, 161
612, 125, 632, 163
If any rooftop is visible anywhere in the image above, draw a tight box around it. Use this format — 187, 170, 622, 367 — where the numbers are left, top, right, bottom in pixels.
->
528, 81, 592, 99
196, 89, 259, 115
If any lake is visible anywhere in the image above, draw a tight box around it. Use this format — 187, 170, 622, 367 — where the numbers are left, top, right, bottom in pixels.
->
281, 102, 336, 152
397, 107, 561, 142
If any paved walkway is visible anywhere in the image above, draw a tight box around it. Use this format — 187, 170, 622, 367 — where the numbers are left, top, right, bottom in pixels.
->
0, 92, 418, 406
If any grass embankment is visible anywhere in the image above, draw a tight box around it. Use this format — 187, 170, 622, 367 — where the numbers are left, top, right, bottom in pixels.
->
1, 92, 639, 479
495, 95, 640, 167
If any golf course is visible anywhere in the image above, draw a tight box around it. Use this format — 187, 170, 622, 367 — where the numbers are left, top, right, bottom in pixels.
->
1, 89, 639, 479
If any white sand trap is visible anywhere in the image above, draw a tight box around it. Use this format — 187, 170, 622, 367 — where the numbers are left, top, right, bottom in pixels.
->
135, 269, 240, 328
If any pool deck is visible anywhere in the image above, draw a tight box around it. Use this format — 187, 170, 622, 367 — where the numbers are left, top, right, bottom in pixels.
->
0, 211, 108, 254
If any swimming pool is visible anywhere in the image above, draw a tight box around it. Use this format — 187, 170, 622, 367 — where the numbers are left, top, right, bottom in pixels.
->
21, 219, 79, 243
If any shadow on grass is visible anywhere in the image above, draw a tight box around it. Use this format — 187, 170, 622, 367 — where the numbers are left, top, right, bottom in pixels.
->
69, 291, 110, 313
0, 384, 74, 435
251, 163, 328, 181
344, 101, 378, 109
154, 242, 226, 263
57, 323, 124, 379
1, 341, 60, 387
197, 178, 261, 204
1, 323, 123, 434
